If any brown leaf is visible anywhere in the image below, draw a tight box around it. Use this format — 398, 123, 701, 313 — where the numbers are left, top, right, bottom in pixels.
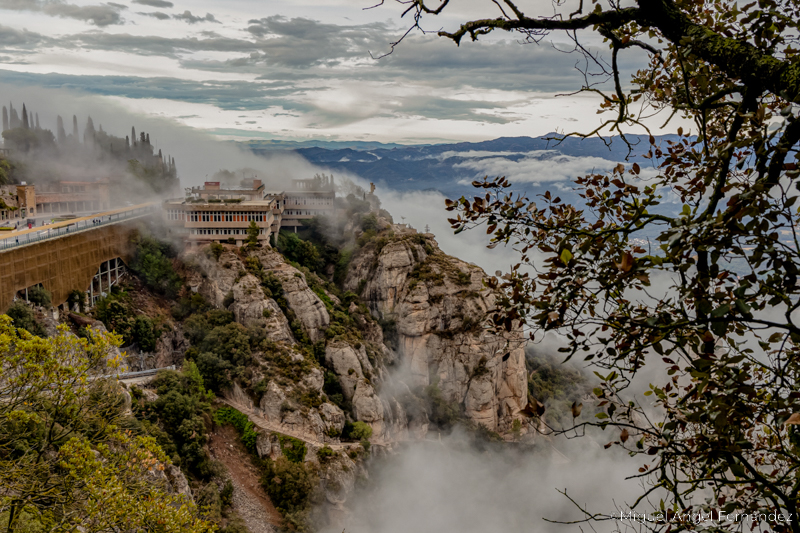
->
784, 413, 800, 425
615, 252, 634, 273
571, 401, 583, 418
520, 398, 545, 418
620, 428, 629, 443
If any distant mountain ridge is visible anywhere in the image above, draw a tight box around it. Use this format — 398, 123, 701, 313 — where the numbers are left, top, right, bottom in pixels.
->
241, 133, 678, 197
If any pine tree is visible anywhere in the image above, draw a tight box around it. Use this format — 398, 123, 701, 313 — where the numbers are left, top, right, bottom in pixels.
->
2, 106, 7, 132
21, 104, 29, 129
72, 115, 78, 138
56, 115, 66, 144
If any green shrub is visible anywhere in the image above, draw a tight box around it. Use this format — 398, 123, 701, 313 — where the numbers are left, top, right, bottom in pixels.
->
278, 232, 323, 272
67, 289, 86, 312
424, 383, 462, 430
172, 292, 211, 320
133, 316, 158, 352
334, 249, 352, 285
317, 445, 336, 462
219, 517, 249, 533
25, 285, 51, 307
130, 234, 182, 297
222, 291, 234, 308
208, 242, 224, 261
279, 435, 307, 463
260, 457, 316, 515
360, 213, 378, 232
323, 371, 345, 409
342, 421, 372, 442
196, 483, 222, 521
7, 301, 44, 336
246, 221, 259, 249
140, 367, 215, 479
220, 479, 234, 509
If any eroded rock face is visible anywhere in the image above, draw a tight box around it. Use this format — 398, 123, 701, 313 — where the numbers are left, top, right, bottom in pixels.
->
351, 379, 386, 439
259, 380, 286, 423
153, 325, 188, 369
319, 402, 346, 436
165, 464, 193, 501
274, 272, 330, 342
190, 248, 240, 308
324, 342, 364, 403
190, 246, 330, 343
281, 408, 327, 443
344, 234, 528, 433
255, 432, 282, 460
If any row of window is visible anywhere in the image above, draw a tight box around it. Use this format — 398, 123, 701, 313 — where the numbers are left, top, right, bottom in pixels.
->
166, 210, 270, 222
285, 198, 333, 206
285, 210, 333, 216
191, 228, 266, 235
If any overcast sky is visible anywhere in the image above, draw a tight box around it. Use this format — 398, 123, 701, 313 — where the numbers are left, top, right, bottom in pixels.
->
0, 0, 675, 144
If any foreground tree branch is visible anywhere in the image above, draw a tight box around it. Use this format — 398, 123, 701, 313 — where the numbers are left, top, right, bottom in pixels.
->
383, 0, 800, 531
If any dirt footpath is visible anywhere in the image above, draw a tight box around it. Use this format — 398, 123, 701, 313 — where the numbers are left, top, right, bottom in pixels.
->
209, 425, 282, 533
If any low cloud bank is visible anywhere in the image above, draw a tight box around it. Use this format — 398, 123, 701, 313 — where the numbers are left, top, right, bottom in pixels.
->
327, 430, 645, 533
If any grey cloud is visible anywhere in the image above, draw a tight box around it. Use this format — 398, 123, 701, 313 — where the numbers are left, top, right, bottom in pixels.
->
131, 0, 172, 7
390, 95, 522, 124
0, 68, 311, 111
138, 10, 168, 19
173, 10, 219, 24
0, 24, 48, 47
454, 152, 619, 183
246, 15, 389, 68
74, 31, 255, 57
0, 0, 126, 26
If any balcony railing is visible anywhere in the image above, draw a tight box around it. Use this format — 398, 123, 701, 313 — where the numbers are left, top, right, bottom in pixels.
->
0, 205, 156, 252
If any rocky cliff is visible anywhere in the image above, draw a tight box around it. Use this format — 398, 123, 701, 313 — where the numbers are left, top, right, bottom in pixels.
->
343, 230, 528, 433
184, 227, 527, 446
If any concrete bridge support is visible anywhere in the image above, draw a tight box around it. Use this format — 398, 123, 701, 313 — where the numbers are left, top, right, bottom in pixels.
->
0, 222, 138, 312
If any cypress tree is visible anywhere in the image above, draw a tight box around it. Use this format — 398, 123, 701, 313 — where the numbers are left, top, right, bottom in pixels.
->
131, 127, 136, 146
72, 115, 78, 138
9, 103, 18, 128
145, 133, 150, 145
84, 117, 95, 145
35, 113, 40, 130
21, 104, 29, 129
2, 106, 7, 131
56, 115, 66, 143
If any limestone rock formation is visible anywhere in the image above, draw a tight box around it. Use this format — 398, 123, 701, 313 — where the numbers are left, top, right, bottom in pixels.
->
344, 232, 528, 433
324, 342, 365, 403
189, 245, 328, 344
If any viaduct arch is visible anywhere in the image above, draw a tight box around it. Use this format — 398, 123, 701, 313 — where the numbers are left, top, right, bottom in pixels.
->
0, 217, 147, 311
